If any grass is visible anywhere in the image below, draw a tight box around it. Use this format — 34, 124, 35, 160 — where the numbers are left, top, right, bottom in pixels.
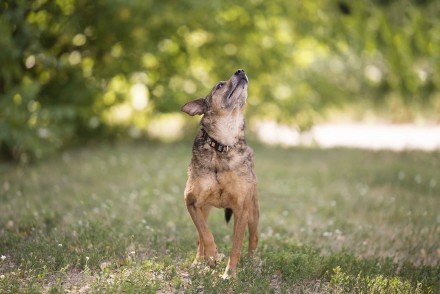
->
0, 141, 439, 293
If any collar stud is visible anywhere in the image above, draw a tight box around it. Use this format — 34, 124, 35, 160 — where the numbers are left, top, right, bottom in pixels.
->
201, 129, 231, 153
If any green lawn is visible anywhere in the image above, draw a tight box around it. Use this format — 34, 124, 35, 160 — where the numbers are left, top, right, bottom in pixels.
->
0, 142, 439, 293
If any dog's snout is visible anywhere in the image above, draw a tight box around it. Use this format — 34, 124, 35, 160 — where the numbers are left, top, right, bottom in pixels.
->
235, 69, 245, 76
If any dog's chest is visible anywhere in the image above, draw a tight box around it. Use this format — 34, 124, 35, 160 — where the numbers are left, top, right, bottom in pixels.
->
206, 149, 247, 174
205, 169, 250, 208
199, 152, 255, 208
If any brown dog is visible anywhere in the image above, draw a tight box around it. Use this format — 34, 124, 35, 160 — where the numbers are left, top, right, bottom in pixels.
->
181, 69, 259, 279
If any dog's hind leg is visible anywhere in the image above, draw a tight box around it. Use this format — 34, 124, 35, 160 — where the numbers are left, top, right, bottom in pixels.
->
222, 202, 249, 279
248, 190, 259, 255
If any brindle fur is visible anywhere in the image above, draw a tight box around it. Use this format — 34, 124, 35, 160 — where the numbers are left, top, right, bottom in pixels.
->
181, 69, 259, 279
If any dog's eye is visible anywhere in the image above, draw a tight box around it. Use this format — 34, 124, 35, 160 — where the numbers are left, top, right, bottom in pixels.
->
216, 82, 225, 89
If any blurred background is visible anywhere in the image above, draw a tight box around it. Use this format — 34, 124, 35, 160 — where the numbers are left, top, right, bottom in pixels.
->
1, 0, 439, 162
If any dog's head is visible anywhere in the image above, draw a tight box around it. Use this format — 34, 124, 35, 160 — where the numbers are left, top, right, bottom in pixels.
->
181, 69, 248, 116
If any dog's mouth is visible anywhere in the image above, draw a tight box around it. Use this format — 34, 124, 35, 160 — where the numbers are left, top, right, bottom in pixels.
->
226, 75, 248, 102
226, 85, 238, 101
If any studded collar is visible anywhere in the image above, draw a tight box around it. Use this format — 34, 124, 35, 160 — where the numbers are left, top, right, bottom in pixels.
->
201, 129, 231, 153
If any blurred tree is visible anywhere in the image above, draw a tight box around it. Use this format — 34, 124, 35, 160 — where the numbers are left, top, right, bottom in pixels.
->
1, 0, 439, 161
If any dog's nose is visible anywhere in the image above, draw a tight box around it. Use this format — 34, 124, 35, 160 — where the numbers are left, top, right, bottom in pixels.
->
235, 69, 245, 75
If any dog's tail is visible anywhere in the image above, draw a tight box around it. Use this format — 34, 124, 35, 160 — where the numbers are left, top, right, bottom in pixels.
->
225, 208, 233, 224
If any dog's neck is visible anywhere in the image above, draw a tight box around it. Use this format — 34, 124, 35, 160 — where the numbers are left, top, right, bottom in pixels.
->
201, 110, 245, 147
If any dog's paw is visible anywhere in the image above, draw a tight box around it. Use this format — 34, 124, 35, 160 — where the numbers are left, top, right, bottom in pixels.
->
221, 268, 236, 280
191, 258, 202, 267
204, 246, 218, 266
206, 254, 217, 267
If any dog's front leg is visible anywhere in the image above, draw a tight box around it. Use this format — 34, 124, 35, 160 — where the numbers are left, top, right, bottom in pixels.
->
193, 206, 212, 264
186, 202, 218, 266
222, 206, 249, 279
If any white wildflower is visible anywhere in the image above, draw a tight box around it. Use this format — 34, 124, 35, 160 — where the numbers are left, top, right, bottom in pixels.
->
323, 232, 332, 237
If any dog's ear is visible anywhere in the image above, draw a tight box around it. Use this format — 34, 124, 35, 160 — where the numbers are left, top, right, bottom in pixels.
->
181, 98, 207, 116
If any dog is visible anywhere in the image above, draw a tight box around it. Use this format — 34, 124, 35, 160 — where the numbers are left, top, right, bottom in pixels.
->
181, 69, 259, 279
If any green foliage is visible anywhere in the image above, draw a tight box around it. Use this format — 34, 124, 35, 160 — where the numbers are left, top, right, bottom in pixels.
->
328, 266, 430, 294
1, 0, 440, 160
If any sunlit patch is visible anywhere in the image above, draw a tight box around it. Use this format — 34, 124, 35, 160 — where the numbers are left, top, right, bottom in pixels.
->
261, 36, 274, 48
183, 79, 197, 94
72, 34, 86, 46
81, 57, 94, 77
130, 83, 148, 110
13, 93, 22, 105
142, 53, 158, 68
56, 0, 75, 15
89, 116, 100, 128
158, 39, 179, 53
273, 84, 292, 100
293, 38, 328, 67
184, 30, 211, 48
25, 55, 36, 69
275, 20, 292, 44
253, 121, 300, 146
103, 91, 116, 105
254, 121, 440, 151
190, 60, 212, 88
38, 128, 50, 139
27, 100, 40, 112
84, 26, 94, 37
217, 5, 249, 23
109, 103, 132, 124
224, 44, 237, 55
152, 85, 164, 97
68, 51, 82, 65
416, 68, 428, 83
168, 76, 183, 91
147, 114, 185, 142
39, 70, 51, 84
111, 43, 123, 58
364, 64, 382, 84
